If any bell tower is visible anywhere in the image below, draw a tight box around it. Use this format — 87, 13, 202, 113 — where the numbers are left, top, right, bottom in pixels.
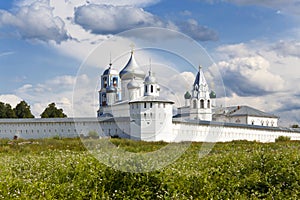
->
97, 61, 120, 117
189, 65, 212, 121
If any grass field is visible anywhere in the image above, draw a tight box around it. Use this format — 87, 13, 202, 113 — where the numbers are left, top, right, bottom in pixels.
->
1, 137, 300, 199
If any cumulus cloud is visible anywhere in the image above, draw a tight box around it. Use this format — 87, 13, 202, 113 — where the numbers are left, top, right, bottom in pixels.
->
73, 4, 218, 41
14, 74, 91, 117
74, 4, 164, 34
0, 94, 23, 107
270, 40, 300, 58
0, 0, 69, 43
0, 0, 218, 54
163, 71, 196, 106
218, 56, 285, 96
213, 40, 300, 126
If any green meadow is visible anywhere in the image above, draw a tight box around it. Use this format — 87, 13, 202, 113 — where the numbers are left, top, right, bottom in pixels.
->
1, 138, 300, 199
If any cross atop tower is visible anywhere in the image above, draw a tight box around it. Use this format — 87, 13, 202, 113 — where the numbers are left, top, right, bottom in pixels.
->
199, 65, 202, 71
130, 43, 135, 54
109, 52, 112, 68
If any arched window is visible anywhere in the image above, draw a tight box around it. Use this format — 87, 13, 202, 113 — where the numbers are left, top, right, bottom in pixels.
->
113, 77, 118, 86
145, 85, 148, 93
103, 77, 107, 88
193, 100, 197, 109
200, 99, 204, 108
207, 100, 210, 108
151, 85, 154, 93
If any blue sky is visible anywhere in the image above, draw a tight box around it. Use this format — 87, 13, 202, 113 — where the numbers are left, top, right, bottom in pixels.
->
0, 0, 300, 125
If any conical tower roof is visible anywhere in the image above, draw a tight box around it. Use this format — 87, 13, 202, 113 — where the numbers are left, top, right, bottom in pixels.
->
119, 51, 145, 80
193, 65, 208, 88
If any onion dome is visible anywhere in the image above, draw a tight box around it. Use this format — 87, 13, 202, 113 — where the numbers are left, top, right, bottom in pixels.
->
210, 90, 216, 98
127, 78, 140, 89
106, 86, 117, 93
119, 51, 145, 80
144, 70, 156, 84
184, 91, 191, 99
103, 65, 118, 76
103, 68, 110, 75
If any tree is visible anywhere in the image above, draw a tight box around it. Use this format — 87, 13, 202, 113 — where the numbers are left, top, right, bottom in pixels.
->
14, 100, 34, 118
40, 103, 67, 118
0, 102, 7, 118
5, 103, 16, 118
0, 102, 16, 118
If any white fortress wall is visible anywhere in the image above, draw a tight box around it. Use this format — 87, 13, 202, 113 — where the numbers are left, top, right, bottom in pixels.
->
172, 121, 300, 143
0, 118, 131, 139
1, 118, 299, 142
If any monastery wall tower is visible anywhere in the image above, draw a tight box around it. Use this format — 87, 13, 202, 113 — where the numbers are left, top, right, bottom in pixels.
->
129, 69, 174, 141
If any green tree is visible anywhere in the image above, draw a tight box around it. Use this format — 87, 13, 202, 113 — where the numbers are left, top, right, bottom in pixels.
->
0, 102, 6, 118
14, 100, 34, 118
40, 103, 67, 118
0, 102, 16, 118
5, 103, 16, 118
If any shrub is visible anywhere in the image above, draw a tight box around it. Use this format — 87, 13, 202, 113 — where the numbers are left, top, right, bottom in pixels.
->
88, 131, 99, 139
275, 136, 291, 142
292, 124, 299, 128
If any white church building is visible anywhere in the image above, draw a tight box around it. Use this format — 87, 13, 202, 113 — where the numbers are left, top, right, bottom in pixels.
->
0, 50, 300, 142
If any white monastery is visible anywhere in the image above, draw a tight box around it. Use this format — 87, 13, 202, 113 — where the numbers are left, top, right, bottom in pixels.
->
0, 50, 300, 142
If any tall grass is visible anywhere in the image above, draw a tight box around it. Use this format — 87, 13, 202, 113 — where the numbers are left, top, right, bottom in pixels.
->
1, 138, 300, 199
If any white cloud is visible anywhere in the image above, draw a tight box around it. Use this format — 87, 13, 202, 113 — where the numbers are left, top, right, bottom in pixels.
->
162, 71, 196, 107
0, 94, 23, 107
74, 4, 164, 34
15, 74, 91, 117
218, 56, 285, 96
270, 40, 300, 58
0, 0, 69, 43
213, 40, 300, 126
0, 0, 218, 65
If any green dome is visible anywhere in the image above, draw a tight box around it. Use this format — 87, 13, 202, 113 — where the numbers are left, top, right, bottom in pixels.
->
184, 91, 191, 99
210, 90, 216, 98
